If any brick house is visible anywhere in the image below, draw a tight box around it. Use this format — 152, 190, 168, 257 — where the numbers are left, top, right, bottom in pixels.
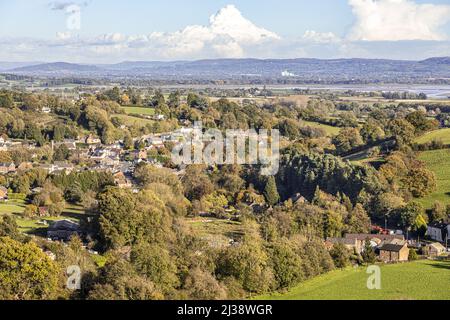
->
423, 242, 446, 257
0, 162, 16, 174
0, 186, 8, 201
379, 242, 409, 262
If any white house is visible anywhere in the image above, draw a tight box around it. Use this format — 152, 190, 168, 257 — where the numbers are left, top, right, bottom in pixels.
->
427, 222, 450, 243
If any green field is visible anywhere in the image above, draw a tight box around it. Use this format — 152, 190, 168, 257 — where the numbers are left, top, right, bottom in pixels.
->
186, 217, 244, 247
417, 149, 450, 209
302, 121, 341, 136
121, 106, 155, 116
416, 128, 450, 145
0, 198, 86, 235
256, 260, 450, 300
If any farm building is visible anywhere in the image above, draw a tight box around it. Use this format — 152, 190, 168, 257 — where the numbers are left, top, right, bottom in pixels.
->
423, 243, 447, 257
47, 220, 80, 241
379, 242, 409, 263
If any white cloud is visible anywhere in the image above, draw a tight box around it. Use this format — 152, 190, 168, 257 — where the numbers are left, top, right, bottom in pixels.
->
302, 30, 341, 44
348, 0, 450, 41
141, 4, 280, 58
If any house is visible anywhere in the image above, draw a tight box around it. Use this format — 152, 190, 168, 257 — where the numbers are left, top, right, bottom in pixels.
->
0, 162, 16, 174
38, 207, 49, 217
426, 222, 449, 243
47, 219, 80, 241
423, 242, 447, 257
85, 135, 101, 145
0, 186, 8, 201
41, 106, 51, 114
379, 242, 409, 262
113, 172, 132, 189
41, 162, 74, 174
325, 237, 362, 253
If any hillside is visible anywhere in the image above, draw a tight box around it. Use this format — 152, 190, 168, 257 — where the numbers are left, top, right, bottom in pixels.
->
5, 57, 450, 83
256, 260, 450, 300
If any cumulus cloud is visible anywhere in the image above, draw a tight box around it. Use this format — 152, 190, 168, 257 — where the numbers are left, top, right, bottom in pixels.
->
348, 0, 450, 41
142, 4, 280, 58
49, 1, 91, 11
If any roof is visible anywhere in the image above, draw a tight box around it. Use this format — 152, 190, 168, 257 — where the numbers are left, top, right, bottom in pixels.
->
48, 219, 80, 231
428, 242, 446, 251
326, 238, 357, 246
428, 222, 449, 230
345, 233, 405, 241
379, 243, 407, 252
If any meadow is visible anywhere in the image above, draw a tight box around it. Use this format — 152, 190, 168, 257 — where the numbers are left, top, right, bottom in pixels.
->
415, 128, 450, 145
417, 149, 450, 209
256, 260, 450, 300
121, 106, 156, 116
301, 120, 341, 136
0, 198, 86, 235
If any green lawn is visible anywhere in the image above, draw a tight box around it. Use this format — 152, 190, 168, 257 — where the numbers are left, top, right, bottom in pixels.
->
0, 199, 87, 235
416, 128, 450, 145
121, 106, 155, 116
256, 260, 450, 300
301, 121, 341, 136
417, 149, 450, 209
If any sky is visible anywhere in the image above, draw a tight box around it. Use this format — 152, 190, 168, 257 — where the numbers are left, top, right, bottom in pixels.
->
0, 0, 450, 62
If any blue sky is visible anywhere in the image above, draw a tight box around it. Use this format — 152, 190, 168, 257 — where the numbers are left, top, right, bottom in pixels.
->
0, 0, 449, 62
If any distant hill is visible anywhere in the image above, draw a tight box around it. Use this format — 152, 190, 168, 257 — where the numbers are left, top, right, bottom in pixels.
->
0, 61, 42, 72
10, 62, 101, 73
5, 57, 450, 83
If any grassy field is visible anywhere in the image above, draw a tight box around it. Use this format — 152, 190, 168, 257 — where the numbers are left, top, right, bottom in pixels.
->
417, 149, 450, 209
302, 121, 341, 136
256, 260, 450, 300
416, 128, 450, 145
113, 114, 155, 128
0, 198, 86, 235
121, 106, 155, 116
186, 217, 244, 247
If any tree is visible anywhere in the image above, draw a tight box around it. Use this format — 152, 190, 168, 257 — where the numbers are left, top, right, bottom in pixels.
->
400, 202, 426, 232
388, 119, 415, 148
361, 239, 376, 264
131, 243, 179, 294
332, 128, 364, 154
270, 239, 303, 289
360, 120, 385, 144
346, 204, 371, 234
53, 144, 71, 161
403, 167, 437, 198
405, 111, 439, 135
0, 216, 21, 240
183, 267, 227, 300
264, 176, 280, 206
431, 201, 447, 223
0, 237, 59, 300
329, 243, 350, 268
409, 249, 418, 261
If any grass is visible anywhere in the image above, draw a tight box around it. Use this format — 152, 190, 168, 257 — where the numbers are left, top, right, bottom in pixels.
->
186, 217, 244, 247
417, 149, 450, 209
113, 114, 155, 128
255, 260, 450, 300
416, 128, 450, 145
0, 198, 87, 235
301, 121, 341, 136
121, 106, 155, 116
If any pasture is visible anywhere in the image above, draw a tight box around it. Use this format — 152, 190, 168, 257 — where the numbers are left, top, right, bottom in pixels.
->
417, 149, 450, 209
256, 260, 450, 300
